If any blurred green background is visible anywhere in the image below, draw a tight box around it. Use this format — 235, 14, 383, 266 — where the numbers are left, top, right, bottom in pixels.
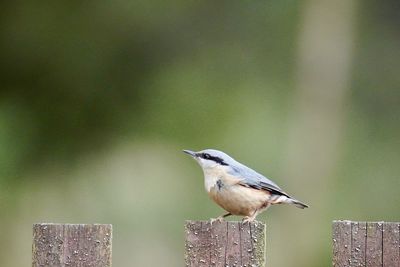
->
0, 0, 399, 266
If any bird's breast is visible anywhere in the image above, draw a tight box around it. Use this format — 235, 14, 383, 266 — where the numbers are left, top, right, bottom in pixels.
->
207, 178, 271, 217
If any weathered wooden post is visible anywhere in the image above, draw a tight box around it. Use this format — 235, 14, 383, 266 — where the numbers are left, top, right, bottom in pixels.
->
32, 223, 112, 267
332, 220, 400, 267
185, 220, 266, 267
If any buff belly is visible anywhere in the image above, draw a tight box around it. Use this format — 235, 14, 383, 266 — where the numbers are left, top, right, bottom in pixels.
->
208, 183, 271, 216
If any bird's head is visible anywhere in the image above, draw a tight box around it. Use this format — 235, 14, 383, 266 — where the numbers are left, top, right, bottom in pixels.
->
183, 149, 234, 170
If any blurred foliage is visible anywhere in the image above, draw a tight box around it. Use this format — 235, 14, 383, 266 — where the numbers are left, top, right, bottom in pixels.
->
0, 0, 399, 266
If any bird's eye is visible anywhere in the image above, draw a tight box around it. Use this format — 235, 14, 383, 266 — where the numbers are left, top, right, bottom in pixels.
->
203, 153, 211, 159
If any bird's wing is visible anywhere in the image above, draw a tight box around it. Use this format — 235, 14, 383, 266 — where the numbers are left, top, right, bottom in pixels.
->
228, 163, 290, 197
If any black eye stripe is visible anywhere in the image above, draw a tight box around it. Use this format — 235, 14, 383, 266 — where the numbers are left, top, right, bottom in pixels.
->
201, 153, 228, 166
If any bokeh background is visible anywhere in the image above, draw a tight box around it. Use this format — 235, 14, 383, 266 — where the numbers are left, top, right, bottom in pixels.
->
1, 0, 399, 266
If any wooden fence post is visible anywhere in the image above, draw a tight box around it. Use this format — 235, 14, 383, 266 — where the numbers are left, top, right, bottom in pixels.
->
32, 223, 112, 267
332, 220, 400, 267
185, 220, 266, 267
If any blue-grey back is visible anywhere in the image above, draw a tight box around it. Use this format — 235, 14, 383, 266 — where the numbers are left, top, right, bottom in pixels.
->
202, 149, 287, 196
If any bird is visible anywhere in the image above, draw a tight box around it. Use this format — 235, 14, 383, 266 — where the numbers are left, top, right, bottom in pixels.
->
183, 149, 308, 223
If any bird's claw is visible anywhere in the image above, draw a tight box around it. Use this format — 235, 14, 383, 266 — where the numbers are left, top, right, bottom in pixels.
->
242, 216, 255, 224
210, 216, 224, 225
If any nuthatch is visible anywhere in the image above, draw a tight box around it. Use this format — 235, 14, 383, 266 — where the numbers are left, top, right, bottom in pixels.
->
183, 149, 308, 223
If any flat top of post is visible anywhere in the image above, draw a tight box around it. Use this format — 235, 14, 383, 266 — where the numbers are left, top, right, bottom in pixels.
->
185, 220, 266, 226
34, 223, 112, 226
333, 220, 395, 224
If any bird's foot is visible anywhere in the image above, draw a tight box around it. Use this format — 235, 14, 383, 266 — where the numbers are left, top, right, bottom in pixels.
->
242, 216, 256, 224
210, 212, 231, 225
210, 216, 225, 225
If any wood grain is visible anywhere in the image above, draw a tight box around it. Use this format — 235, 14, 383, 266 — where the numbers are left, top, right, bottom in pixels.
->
351, 221, 366, 267
225, 222, 241, 266
382, 222, 400, 267
32, 223, 112, 267
185, 221, 266, 267
333, 220, 352, 267
366, 222, 383, 267
333, 221, 400, 267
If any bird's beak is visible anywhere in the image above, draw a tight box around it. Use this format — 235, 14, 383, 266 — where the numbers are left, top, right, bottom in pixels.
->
183, 149, 197, 157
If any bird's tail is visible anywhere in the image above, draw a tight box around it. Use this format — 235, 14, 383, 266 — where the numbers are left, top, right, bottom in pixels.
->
270, 195, 309, 209
288, 198, 309, 209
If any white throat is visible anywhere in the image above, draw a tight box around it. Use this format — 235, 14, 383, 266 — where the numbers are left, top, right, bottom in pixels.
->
201, 166, 225, 192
